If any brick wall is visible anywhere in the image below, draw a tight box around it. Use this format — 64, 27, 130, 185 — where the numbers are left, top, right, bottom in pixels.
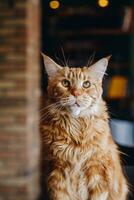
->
0, 0, 40, 199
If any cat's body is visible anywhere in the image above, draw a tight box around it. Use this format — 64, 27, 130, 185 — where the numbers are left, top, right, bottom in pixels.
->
41, 55, 128, 200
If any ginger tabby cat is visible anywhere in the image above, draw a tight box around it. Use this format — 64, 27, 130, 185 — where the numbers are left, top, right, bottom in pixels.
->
41, 54, 128, 200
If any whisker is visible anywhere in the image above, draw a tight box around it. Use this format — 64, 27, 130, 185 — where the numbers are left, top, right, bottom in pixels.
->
55, 54, 66, 67
60, 46, 68, 67
40, 104, 62, 121
60, 99, 74, 106
40, 102, 60, 112
66, 55, 70, 66
41, 107, 63, 121
40, 102, 61, 113
87, 51, 96, 67
40, 103, 61, 119
81, 98, 92, 102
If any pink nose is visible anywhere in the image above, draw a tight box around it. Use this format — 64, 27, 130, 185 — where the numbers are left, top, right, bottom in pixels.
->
71, 89, 81, 97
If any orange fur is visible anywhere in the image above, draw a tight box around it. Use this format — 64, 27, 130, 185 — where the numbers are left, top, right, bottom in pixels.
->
40, 55, 128, 200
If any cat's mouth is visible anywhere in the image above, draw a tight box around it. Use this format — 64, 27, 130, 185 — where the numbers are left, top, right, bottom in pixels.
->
69, 99, 87, 108
74, 101, 80, 107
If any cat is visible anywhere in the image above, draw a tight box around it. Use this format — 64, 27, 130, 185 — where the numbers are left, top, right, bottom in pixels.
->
40, 54, 128, 200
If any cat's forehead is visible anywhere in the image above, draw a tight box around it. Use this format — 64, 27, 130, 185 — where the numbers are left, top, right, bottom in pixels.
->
61, 66, 89, 79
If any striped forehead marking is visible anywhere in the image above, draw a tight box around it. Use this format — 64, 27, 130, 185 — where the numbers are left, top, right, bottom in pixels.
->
65, 68, 87, 80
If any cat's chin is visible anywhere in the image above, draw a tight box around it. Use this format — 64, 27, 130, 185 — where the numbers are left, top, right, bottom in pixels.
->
69, 105, 82, 117
68, 101, 100, 118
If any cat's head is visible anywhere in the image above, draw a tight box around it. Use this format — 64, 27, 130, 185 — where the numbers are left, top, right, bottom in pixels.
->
42, 54, 110, 117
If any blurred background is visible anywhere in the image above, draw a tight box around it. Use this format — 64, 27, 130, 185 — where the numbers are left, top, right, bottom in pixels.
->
41, 0, 134, 199
0, 0, 134, 199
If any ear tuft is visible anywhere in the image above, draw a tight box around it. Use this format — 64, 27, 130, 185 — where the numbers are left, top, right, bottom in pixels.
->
41, 53, 61, 77
89, 57, 110, 80
105, 55, 112, 61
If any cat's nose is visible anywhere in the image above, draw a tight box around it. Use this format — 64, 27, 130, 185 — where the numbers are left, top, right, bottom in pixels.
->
71, 89, 81, 97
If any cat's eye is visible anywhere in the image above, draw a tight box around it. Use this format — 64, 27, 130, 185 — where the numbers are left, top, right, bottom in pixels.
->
61, 79, 70, 88
83, 80, 91, 88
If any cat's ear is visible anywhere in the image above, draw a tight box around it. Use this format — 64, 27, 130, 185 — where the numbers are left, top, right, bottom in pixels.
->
41, 53, 62, 77
89, 56, 111, 80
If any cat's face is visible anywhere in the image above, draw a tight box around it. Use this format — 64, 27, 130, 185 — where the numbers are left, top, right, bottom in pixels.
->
42, 54, 110, 117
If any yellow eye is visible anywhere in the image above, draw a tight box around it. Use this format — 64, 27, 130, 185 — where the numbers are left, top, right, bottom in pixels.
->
61, 79, 70, 87
83, 80, 91, 88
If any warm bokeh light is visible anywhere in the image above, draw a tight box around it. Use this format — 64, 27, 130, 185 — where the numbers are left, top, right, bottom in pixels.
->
98, 0, 109, 8
49, 0, 60, 9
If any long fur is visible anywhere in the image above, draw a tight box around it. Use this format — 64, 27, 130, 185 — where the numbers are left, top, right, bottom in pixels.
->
40, 55, 128, 200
